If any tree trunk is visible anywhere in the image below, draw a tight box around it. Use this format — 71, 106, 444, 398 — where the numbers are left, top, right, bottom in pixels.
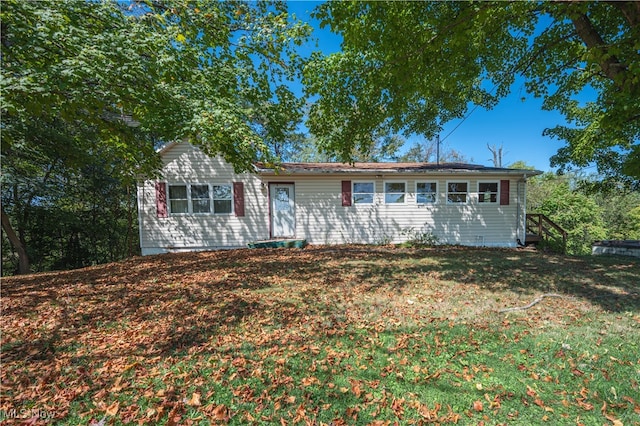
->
607, 1, 640, 28
1, 206, 30, 274
571, 12, 626, 82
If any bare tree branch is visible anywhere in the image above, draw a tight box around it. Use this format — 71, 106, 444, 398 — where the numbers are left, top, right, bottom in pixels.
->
499, 293, 572, 313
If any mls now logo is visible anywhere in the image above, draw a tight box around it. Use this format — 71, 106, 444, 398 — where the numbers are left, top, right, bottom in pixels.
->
1, 408, 55, 421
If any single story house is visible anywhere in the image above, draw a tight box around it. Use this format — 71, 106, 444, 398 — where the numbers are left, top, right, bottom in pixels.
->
137, 141, 541, 255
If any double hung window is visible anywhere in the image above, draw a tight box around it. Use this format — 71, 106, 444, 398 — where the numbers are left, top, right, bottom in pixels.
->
168, 185, 190, 213
478, 182, 498, 203
353, 182, 375, 204
191, 185, 211, 213
384, 182, 406, 204
168, 183, 232, 214
416, 182, 437, 204
212, 185, 233, 213
447, 182, 468, 204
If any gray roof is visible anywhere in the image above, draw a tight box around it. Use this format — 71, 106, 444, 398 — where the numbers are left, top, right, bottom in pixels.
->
255, 161, 542, 177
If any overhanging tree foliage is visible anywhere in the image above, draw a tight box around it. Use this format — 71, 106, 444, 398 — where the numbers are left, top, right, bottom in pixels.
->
2, 0, 310, 171
304, 1, 639, 186
1, 0, 310, 273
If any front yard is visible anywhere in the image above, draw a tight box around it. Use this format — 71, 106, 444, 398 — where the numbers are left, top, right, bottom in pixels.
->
1, 246, 639, 424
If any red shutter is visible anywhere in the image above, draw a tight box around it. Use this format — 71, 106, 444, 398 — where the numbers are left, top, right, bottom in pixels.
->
155, 182, 168, 218
342, 180, 352, 206
500, 180, 510, 205
233, 182, 245, 217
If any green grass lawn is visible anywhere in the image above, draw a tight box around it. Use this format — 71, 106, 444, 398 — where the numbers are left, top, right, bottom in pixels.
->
2, 246, 639, 425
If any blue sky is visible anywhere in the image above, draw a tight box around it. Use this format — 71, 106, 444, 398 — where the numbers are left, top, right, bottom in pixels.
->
288, 1, 581, 172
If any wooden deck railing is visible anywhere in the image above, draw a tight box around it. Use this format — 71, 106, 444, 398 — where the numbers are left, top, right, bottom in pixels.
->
526, 214, 568, 252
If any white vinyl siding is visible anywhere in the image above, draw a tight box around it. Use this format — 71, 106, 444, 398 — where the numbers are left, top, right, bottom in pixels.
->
137, 143, 268, 253
137, 142, 527, 253
284, 176, 520, 247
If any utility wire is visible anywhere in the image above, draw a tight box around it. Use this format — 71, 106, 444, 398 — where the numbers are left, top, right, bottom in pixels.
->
439, 99, 491, 144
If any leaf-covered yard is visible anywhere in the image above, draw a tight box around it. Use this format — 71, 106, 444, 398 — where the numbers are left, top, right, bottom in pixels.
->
1, 246, 639, 425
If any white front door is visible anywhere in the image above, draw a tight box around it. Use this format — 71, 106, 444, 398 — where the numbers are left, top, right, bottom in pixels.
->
270, 184, 296, 238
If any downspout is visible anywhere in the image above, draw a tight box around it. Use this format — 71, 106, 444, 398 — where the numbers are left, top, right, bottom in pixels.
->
516, 175, 527, 246
136, 180, 145, 255
523, 175, 528, 243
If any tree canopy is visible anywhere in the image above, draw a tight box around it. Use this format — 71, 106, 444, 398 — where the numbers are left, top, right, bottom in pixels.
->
1, 0, 310, 274
3, 0, 639, 274
1, 0, 310, 174
304, 1, 640, 186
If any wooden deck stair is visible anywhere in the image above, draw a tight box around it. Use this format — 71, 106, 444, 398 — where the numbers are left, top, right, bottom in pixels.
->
525, 214, 568, 252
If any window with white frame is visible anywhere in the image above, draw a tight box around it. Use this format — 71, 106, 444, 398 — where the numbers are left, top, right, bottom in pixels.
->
191, 184, 211, 213
353, 182, 375, 204
478, 182, 498, 203
212, 184, 233, 213
384, 181, 406, 204
168, 183, 232, 214
416, 181, 437, 204
447, 181, 468, 204
168, 185, 189, 213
